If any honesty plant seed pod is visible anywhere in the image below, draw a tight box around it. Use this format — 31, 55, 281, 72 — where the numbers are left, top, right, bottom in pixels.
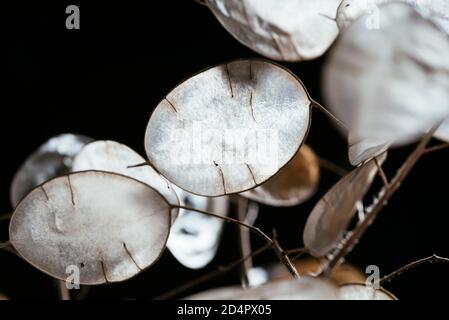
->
324, 3, 449, 162
10, 133, 93, 208
338, 283, 397, 300
206, 0, 342, 61
303, 153, 386, 257
145, 59, 311, 197
72, 140, 179, 222
9, 171, 171, 285
240, 144, 320, 207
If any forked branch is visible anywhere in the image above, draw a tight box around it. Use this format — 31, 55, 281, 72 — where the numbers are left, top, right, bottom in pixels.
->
326, 125, 439, 273
170, 204, 299, 279
311, 100, 347, 132
379, 254, 449, 285
155, 243, 272, 300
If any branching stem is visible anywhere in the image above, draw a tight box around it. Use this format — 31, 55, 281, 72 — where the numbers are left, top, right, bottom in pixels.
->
155, 244, 272, 300
379, 254, 449, 285
326, 125, 439, 273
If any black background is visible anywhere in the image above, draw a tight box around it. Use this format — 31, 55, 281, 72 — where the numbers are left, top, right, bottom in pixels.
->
1, 1, 448, 300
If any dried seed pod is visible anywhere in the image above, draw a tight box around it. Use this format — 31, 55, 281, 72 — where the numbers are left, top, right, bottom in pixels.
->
145, 59, 311, 196
338, 283, 397, 300
9, 171, 171, 285
10, 133, 93, 207
324, 3, 449, 163
348, 135, 390, 166
206, 0, 342, 61
186, 277, 339, 300
240, 144, 320, 206
167, 185, 229, 269
303, 153, 386, 257
72, 140, 179, 222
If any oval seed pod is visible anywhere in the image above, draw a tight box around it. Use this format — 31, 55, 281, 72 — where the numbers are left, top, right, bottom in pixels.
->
167, 185, 229, 269
10, 133, 93, 208
206, 0, 342, 62
324, 3, 449, 161
303, 153, 387, 257
145, 59, 311, 197
240, 144, 320, 207
9, 171, 171, 285
186, 277, 339, 300
338, 283, 397, 300
337, 0, 449, 34
72, 140, 179, 222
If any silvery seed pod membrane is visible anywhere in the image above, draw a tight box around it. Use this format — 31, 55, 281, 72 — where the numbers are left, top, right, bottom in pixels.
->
72, 140, 179, 222
145, 59, 311, 197
324, 3, 449, 164
338, 283, 397, 300
10, 133, 93, 208
206, 0, 342, 61
337, 0, 449, 35
186, 277, 340, 300
303, 153, 387, 258
9, 171, 172, 285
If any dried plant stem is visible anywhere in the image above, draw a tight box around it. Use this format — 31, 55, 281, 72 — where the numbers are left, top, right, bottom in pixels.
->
326, 126, 438, 273
424, 142, 449, 154
194, 0, 208, 7
171, 205, 299, 279
311, 100, 347, 131
155, 243, 272, 300
317, 156, 348, 177
237, 197, 259, 287
0, 213, 12, 223
272, 230, 301, 278
57, 280, 70, 300
379, 254, 449, 285
285, 247, 308, 263
0, 241, 10, 250
374, 158, 390, 188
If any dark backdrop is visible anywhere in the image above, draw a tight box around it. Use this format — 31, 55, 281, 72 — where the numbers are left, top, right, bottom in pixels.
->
1, 1, 449, 299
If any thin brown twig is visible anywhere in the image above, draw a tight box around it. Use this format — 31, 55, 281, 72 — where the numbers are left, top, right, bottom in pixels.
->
311, 100, 348, 131
379, 254, 449, 285
171, 205, 272, 244
194, 0, 208, 7
318, 156, 348, 177
325, 125, 439, 273
171, 205, 299, 279
423, 142, 449, 154
284, 247, 307, 255
237, 197, 251, 287
0, 213, 12, 223
0, 241, 10, 250
272, 230, 300, 279
57, 280, 70, 300
154, 244, 272, 300
374, 158, 390, 189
